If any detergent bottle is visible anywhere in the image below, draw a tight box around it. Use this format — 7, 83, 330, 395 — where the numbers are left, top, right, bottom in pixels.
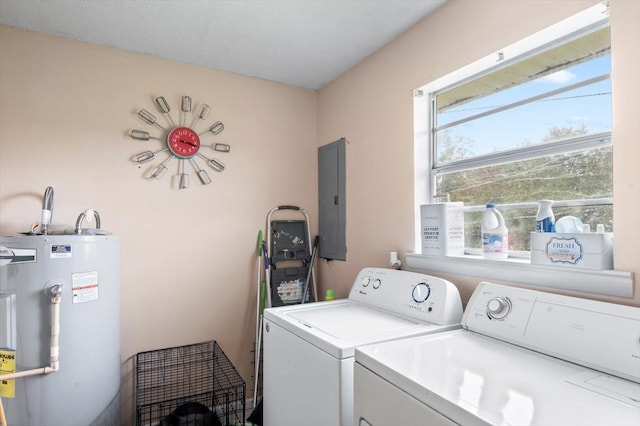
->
481, 204, 509, 259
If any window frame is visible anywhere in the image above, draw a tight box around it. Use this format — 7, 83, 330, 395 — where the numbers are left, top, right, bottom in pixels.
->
413, 2, 612, 255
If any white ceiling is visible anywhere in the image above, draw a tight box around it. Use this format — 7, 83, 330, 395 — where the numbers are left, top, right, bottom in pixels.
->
0, 0, 446, 90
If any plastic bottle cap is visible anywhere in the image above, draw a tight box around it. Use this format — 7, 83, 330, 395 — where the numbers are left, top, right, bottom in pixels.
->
486, 204, 495, 208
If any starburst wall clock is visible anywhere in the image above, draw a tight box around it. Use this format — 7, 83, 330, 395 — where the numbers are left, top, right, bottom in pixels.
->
129, 95, 230, 189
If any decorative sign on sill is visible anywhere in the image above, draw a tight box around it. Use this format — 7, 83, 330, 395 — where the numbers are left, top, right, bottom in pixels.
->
530, 232, 613, 270
129, 95, 230, 189
544, 236, 583, 264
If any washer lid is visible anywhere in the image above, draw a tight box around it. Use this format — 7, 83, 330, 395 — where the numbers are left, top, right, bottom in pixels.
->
288, 302, 415, 339
264, 300, 457, 359
355, 330, 640, 426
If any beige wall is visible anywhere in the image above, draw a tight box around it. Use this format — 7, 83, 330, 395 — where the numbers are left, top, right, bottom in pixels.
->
317, 0, 640, 307
0, 25, 317, 424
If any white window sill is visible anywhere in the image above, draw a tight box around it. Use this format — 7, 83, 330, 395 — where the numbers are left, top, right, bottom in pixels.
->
405, 253, 634, 298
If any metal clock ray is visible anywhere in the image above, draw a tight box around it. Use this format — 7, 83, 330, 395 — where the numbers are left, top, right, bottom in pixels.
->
129, 95, 230, 189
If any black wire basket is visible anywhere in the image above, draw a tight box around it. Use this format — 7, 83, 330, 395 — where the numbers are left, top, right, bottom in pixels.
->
136, 340, 245, 426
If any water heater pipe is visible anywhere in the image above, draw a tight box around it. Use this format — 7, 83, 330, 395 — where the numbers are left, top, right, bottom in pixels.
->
0, 286, 61, 381
0, 395, 6, 426
40, 186, 54, 235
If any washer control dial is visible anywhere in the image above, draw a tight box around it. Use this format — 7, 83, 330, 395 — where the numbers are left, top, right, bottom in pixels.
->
412, 282, 431, 303
361, 276, 371, 287
487, 297, 511, 319
372, 279, 381, 289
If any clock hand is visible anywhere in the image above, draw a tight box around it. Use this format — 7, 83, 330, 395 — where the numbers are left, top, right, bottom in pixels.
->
180, 140, 197, 147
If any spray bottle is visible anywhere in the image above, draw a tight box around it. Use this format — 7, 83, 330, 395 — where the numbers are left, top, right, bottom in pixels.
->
536, 200, 555, 232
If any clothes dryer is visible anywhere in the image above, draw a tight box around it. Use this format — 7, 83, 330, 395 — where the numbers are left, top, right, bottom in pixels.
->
355, 282, 640, 426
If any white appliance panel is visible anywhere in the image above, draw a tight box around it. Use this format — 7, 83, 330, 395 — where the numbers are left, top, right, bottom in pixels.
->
356, 330, 640, 425
267, 300, 448, 359
463, 282, 640, 383
354, 282, 640, 426
347, 268, 463, 326
263, 319, 350, 426
264, 267, 463, 359
289, 302, 418, 338
354, 363, 460, 426
262, 268, 463, 426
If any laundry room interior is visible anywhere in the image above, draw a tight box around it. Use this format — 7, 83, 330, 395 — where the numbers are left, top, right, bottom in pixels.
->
0, 1, 639, 425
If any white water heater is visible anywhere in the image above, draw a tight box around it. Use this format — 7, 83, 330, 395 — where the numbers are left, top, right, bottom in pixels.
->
0, 233, 121, 426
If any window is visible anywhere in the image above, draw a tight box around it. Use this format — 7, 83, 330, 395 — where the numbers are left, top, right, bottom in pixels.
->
414, 3, 611, 256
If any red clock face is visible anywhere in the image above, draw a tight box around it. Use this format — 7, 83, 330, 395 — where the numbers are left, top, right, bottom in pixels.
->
167, 127, 200, 158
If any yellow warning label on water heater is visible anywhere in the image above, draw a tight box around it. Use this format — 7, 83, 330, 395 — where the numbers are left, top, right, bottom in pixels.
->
0, 349, 16, 398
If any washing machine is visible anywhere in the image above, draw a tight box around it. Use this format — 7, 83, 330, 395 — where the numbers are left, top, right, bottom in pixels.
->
354, 281, 640, 426
262, 267, 463, 426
